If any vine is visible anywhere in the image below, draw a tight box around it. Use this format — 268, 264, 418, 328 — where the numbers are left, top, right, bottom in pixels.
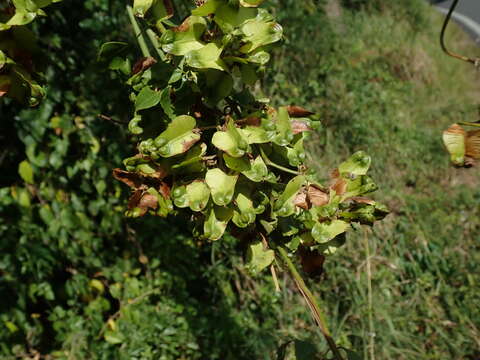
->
104, 0, 389, 357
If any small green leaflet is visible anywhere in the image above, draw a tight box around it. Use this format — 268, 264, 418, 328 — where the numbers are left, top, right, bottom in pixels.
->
135, 87, 162, 111
18, 160, 34, 184
338, 151, 371, 176
311, 220, 349, 244
205, 168, 238, 206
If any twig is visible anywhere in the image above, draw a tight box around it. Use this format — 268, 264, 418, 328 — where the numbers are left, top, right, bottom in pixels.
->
260, 147, 301, 176
364, 228, 375, 360
276, 246, 344, 360
98, 114, 128, 125
440, 0, 480, 66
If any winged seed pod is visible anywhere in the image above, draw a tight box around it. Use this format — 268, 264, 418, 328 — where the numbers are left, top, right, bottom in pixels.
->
108, 0, 387, 274
443, 123, 480, 167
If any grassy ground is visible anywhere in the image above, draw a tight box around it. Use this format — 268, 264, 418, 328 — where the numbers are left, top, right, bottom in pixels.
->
264, 0, 480, 358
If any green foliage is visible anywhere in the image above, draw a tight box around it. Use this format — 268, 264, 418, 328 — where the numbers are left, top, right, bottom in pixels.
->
112, 0, 387, 268
0, 0, 64, 105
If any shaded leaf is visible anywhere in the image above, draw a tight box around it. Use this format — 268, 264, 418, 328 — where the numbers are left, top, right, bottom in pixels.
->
135, 86, 162, 111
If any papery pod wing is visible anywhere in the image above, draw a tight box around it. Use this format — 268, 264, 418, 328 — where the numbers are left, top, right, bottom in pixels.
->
239, 0, 265, 7
214, 4, 258, 33
185, 43, 226, 71
133, 0, 155, 17
466, 130, 480, 159
212, 119, 249, 157
239, 12, 283, 53
185, 180, 211, 211
273, 175, 306, 217
232, 189, 256, 228
192, 0, 223, 16
205, 168, 238, 206
443, 124, 466, 166
203, 204, 234, 240
161, 16, 207, 56
246, 242, 275, 275
338, 151, 371, 176
152, 115, 200, 157
311, 220, 349, 244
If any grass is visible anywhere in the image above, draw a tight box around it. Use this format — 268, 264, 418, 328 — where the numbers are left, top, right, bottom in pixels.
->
263, 0, 480, 358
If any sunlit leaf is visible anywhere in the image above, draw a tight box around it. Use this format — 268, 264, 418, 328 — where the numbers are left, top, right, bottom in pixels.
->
273, 175, 305, 217
185, 43, 225, 71
311, 220, 349, 244
18, 160, 34, 184
338, 151, 371, 176
246, 242, 274, 275
161, 16, 207, 55
205, 168, 238, 206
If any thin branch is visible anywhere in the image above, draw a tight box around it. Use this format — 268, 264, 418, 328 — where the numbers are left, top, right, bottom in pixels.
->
440, 0, 479, 66
276, 246, 344, 360
260, 147, 301, 176
364, 228, 375, 360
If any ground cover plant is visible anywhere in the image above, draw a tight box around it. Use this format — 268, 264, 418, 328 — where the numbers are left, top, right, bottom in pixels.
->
1, 0, 479, 359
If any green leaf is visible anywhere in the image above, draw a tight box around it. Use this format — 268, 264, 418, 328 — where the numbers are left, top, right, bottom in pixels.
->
246, 242, 275, 275
343, 175, 378, 199
128, 114, 143, 135
242, 156, 268, 182
97, 41, 128, 62
171, 143, 207, 172
161, 16, 207, 56
192, 0, 223, 16
18, 160, 34, 184
205, 70, 233, 104
338, 151, 371, 176
239, 126, 270, 144
205, 168, 238, 206
311, 220, 349, 244
135, 87, 162, 111
273, 175, 305, 217
232, 187, 256, 228
204, 205, 234, 240
223, 154, 251, 172
104, 330, 125, 345
212, 119, 249, 157
273, 106, 293, 146
152, 115, 201, 157
160, 86, 175, 119
240, 0, 265, 7
133, 0, 154, 17
185, 43, 225, 71
185, 180, 210, 212
214, 4, 258, 33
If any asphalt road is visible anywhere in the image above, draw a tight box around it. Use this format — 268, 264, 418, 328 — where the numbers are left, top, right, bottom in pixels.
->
434, 0, 480, 43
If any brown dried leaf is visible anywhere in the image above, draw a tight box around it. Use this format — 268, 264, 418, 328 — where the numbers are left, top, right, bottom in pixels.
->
287, 105, 314, 118
182, 136, 201, 153
132, 56, 157, 75
307, 185, 329, 207
113, 169, 144, 189
294, 189, 310, 210
128, 189, 144, 209
174, 17, 191, 32
349, 197, 375, 205
163, 0, 174, 18
159, 182, 171, 199
239, 116, 261, 127
291, 120, 313, 134
139, 193, 158, 210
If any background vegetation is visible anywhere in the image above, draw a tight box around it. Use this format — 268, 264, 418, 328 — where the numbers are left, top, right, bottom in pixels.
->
1, 0, 479, 359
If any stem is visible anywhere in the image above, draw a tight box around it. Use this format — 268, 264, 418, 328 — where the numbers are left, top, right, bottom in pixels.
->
459, 121, 480, 128
276, 247, 344, 360
440, 0, 479, 66
127, 5, 151, 58
260, 147, 300, 176
146, 29, 166, 61
364, 229, 375, 360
